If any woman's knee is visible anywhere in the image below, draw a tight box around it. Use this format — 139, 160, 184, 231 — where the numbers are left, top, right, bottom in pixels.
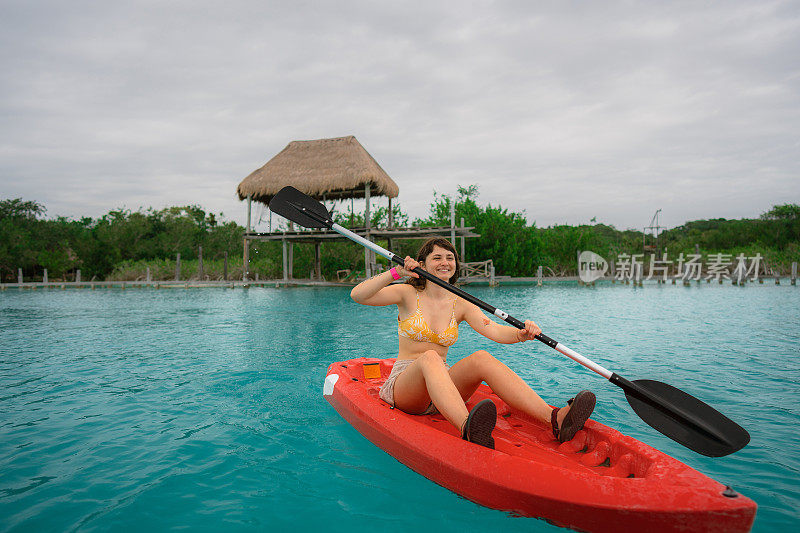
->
418, 350, 447, 371
468, 350, 495, 368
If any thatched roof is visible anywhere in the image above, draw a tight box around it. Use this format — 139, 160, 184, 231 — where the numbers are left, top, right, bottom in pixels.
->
237, 136, 399, 204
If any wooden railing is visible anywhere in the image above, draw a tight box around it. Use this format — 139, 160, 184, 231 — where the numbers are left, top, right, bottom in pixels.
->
460, 260, 497, 285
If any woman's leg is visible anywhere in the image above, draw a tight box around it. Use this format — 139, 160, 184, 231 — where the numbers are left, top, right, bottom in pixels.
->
393, 351, 469, 430
448, 350, 575, 427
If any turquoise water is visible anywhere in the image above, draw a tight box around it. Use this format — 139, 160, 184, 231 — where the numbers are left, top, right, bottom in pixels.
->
1, 283, 798, 532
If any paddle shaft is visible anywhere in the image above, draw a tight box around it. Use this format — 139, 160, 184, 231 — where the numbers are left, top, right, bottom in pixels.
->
331, 222, 613, 379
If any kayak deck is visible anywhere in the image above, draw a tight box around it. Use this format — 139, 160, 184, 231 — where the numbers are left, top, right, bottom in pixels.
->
324, 358, 756, 533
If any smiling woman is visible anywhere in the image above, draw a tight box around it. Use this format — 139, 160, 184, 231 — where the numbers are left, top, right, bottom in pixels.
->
349, 236, 596, 449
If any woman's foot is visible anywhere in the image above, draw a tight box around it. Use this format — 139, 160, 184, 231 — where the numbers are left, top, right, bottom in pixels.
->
551, 390, 596, 443
461, 399, 496, 449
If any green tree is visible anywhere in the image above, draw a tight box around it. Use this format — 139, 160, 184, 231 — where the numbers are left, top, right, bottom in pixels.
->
415, 185, 544, 276
761, 203, 800, 221
0, 199, 47, 281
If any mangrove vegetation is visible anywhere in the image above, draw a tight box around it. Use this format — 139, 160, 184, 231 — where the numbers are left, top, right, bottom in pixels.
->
1, 191, 798, 283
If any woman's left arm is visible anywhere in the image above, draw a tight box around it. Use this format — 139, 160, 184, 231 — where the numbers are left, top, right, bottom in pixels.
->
461, 301, 542, 344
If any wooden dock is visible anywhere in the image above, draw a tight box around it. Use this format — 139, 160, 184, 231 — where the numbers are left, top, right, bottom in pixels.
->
2, 260, 795, 290
0, 280, 355, 290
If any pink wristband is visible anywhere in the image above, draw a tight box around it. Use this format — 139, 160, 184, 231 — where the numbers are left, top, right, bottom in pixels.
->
390, 267, 401, 280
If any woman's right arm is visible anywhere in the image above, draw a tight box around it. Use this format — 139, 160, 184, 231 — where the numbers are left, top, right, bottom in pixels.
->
350, 257, 419, 306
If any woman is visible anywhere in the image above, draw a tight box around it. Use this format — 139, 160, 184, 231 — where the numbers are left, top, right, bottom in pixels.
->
350, 237, 595, 449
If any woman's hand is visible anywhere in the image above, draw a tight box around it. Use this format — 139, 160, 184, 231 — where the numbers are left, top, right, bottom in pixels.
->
516, 320, 542, 342
398, 256, 420, 278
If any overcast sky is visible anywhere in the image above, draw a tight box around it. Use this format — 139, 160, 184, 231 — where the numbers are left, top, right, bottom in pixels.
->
1, 0, 798, 231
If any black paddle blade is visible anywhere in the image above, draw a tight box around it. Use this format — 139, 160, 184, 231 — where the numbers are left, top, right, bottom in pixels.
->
622, 378, 750, 457
269, 186, 333, 229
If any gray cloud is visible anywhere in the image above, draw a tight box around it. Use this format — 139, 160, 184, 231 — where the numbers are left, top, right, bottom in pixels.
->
1, 0, 798, 231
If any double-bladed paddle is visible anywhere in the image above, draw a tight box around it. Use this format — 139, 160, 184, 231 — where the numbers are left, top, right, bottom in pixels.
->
269, 185, 750, 457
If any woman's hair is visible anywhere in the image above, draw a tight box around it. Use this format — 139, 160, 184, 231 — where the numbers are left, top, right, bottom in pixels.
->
406, 237, 460, 289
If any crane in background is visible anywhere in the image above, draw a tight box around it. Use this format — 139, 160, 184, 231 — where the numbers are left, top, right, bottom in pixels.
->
643, 209, 664, 255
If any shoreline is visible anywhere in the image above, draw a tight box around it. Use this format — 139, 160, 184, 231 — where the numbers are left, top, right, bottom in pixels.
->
1, 276, 795, 290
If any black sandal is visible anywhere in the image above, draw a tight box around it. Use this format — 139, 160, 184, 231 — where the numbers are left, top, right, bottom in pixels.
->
461, 399, 496, 449
551, 390, 596, 443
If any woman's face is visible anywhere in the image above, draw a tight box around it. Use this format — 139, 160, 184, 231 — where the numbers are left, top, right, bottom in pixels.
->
421, 245, 457, 282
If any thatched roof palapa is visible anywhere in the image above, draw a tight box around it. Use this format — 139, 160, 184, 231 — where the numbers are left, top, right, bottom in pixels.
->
237, 136, 399, 205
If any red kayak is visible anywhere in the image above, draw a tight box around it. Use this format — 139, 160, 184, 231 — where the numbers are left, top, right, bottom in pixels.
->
323, 357, 756, 533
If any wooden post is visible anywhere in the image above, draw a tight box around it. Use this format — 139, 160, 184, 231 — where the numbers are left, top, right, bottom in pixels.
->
288, 242, 294, 280
490, 264, 496, 287
246, 195, 252, 231
460, 217, 466, 262
287, 221, 294, 280
18, 268, 23, 284
243, 195, 252, 281
365, 183, 371, 231
450, 200, 456, 244
223, 252, 228, 281
282, 237, 288, 281
243, 237, 250, 281
315, 241, 322, 280
537, 265, 542, 286
146, 266, 151, 283
364, 182, 372, 278
198, 245, 203, 280
387, 197, 394, 253
76, 269, 81, 283
792, 262, 797, 286
175, 253, 181, 281
43, 269, 48, 284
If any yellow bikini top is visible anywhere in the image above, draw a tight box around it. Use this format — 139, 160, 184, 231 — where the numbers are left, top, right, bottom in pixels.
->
398, 292, 459, 347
